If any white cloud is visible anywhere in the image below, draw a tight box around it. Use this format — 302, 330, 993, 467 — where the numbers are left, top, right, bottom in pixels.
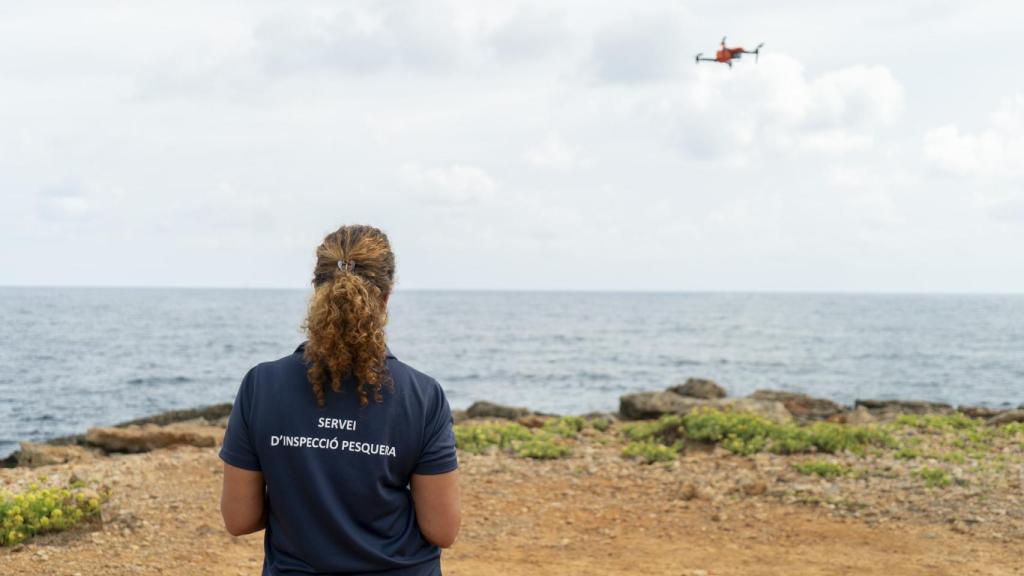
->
924, 95, 1024, 179
524, 132, 576, 168
399, 164, 497, 206
589, 12, 684, 84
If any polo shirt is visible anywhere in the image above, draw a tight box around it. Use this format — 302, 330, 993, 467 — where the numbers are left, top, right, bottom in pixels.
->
220, 343, 458, 576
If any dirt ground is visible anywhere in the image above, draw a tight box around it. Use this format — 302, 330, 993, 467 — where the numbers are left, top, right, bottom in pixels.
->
1, 441, 1022, 576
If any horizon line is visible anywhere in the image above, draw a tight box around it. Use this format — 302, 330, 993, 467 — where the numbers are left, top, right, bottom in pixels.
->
2, 284, 1023, 297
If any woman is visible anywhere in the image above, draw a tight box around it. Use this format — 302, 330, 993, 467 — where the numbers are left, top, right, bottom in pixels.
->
219, 225, 461, 575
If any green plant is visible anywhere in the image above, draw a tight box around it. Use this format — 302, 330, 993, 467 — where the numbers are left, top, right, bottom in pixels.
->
515, 436, 573, 459
1, 480, 110, 546
894, 448, 920, 460
454, 422, 573, 459
589, 417, 611, 432
622, 441, 680, 463
792, 460, 850, 479
543, 416, 587, 438
914, 466, 952, 488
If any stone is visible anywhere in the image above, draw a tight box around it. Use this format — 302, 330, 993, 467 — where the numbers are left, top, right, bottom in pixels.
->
668, 378, 727, 399
748, 390, 843, 423
986, 410, 1024, 426
741, 481, 768, 496
451, 409, 469, 424
854, 399, 954, 418
516, 414, 548, 428
11, 442, 95, 467
84, 424, 221, 453
113, 403, 233, 428
619, 392, 792, 423
829, 406, 876, 425
957, 406, 1006, 420
465, 401, 530, 420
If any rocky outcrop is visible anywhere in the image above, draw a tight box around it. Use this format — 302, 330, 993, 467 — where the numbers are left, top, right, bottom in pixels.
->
465, 401, 531, 420
986, 410, 1024, 426
854, 399, 954, 419
8, 442, 97, 468
748, 390, 844, 423
113, 403, 233, 428
619, 391, 792, 423
668, 378, 727, 400
84, 424, 222, 454
828, 406, 876, 425
957, 406, 1006, 420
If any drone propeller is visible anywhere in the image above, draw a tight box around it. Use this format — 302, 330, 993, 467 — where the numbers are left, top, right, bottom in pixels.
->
695, 52, 703, 64
754, 42, 764, 62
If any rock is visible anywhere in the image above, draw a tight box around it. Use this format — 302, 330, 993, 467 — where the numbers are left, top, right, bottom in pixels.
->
741, 481, 768, 496
829, 406, 876, 425
619, 392, 792, 423
113, 403, 233, 428
11, 442, 95, 467
465, 401, 530, 420
749, 390, 843, 423
957, 406, 1006, 420
668, 378, 726, 399
516, 414, 548, 428
986, 410, 1024, 426
854, 399, 954, 418
84, 424, 221, 453
451, 409, 469, 424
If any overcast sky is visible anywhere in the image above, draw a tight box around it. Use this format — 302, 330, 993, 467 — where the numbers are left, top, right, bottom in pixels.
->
2, 1, 1023, 293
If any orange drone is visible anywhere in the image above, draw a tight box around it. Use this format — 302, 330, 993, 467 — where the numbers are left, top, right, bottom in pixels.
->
695, 36, 764, 68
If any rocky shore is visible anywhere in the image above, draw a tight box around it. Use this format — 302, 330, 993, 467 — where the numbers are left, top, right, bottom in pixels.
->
2, 382, 1023, 575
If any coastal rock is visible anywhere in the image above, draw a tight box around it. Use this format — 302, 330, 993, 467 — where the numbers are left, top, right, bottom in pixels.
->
829, 406, 876, 425
986, 410, 1024, 426
854, 399, 954, 419
84, 424, 221, 453
451, 409, 469, 424
668, 378, 726, 399
748, 390, 843, 423
957, 406, 1006, 420
11, 442, 96, 468
113, 403, 233, 428
516, 415, 548, 428
618, 392, 792, 423
465, 401, 531, 420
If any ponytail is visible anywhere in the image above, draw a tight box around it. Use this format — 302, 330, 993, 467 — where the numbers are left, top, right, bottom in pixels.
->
303, 225, 396, 408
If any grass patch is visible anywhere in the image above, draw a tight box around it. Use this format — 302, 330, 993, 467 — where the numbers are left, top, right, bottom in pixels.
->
542, 416, 587, 438
792, 460, 850, 479
914, 466, 953, 488
894, 448, 920, 460
894, 413, 980, 432
454, 422, 572, 460
622, 441, 681, 464
1, 479, 110, 546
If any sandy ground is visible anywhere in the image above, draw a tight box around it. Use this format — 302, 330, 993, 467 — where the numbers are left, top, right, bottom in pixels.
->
1, 438, 1022, 576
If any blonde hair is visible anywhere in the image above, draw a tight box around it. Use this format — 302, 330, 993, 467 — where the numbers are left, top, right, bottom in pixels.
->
302, 225, 396, 408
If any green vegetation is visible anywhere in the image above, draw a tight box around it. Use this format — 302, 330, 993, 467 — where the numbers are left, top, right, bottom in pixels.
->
542, 416, 587, 438
454, 422, 573, 460
622, 441, 681, 464
792, 460, 850, 479
1, 479, 110, 546
589, 417, 611, 432
914, 466, 953, 488
894, 413, 979, 432
894, 447, 920, 460
624, 409, 895, 457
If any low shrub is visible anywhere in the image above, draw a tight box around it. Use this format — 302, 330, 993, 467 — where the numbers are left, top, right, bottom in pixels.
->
792, 460, 850, 479
622, 441, 680, 464
454, 422, 572, 459
1, 480, 110, 546
914, 466, 953, 488
543, 416, 587, 438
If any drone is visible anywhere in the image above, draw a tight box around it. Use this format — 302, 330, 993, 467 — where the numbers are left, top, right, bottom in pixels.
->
695, 37, 764, 68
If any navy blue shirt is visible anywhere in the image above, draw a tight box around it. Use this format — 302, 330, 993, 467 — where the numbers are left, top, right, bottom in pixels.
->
220, 343, 458, 576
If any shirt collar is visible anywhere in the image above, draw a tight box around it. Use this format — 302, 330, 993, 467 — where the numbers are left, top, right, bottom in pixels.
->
294, 341, 396, 359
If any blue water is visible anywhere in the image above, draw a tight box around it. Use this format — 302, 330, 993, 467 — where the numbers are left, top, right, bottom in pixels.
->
1, 288, 1022, 458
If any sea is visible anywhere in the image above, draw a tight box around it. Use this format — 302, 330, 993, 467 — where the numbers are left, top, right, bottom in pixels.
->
1, 287, 1022, 458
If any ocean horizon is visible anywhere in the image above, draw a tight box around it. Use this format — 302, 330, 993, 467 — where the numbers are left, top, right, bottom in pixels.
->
2, 286, 1022, 458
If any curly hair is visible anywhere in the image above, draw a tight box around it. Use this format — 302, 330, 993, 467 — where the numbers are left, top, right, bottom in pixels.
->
302, 225, 396, 408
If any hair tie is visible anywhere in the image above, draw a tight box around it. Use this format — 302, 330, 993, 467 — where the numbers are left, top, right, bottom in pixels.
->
337, 260, 356, 273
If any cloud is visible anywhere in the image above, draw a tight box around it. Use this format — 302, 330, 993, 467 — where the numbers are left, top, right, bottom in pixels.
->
399, 164, 497, 206
923, 95, 1024, 179
524, 131, 576, 168
36, 186, 91, 221
589, 12, 683, 84
488, 8, 567, 62
671, 55, 903, 159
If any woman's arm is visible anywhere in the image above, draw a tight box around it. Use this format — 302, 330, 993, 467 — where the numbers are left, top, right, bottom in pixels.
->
410, 470, 461, 548
220, 462, 267, 536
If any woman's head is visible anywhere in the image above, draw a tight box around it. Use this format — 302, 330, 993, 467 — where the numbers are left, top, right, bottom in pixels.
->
303, 225, 396, 408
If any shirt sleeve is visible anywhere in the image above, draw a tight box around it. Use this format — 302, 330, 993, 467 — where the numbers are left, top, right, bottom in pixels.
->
413, 382, 458, 475
219, 367, 262, 471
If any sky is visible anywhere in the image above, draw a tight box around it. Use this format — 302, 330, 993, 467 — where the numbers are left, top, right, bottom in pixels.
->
2, 0, 1023, 293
